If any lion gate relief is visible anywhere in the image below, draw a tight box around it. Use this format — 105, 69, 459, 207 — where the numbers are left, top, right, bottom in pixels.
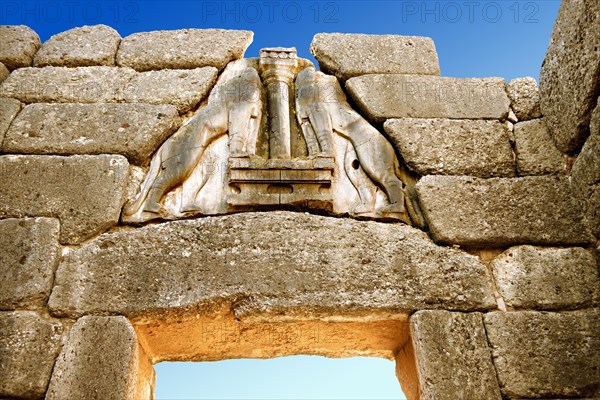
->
123, 48, 413, 224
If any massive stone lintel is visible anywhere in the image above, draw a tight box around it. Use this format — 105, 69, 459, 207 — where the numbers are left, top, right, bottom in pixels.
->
49, 212, 496, 319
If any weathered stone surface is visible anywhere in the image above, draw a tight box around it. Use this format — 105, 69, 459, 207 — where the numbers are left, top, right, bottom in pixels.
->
506, 77, 542, 121
46, 316, 148, 400
0, 311, 64, 399
33, 25, 121, 67
416, 176, 593, 246
0, 218, 60, 310
0, 66, 136, 103
346, 75, 510, 122
573, 129, 600, 196
410, 311, 502, 400
0, 155, 129, 244
540, 0, 600, 153
572, 103, 600, 237
586, 186, 600, 238
310, 33, 439, 81
49, 212, 496, 318
491, 246, 599, 310
117, 28, 253, 71
123, 67, 218, 113
591, 99, 600, 137
0, 98, 22, 145
0, 25, 41, 70
514, 119, 565, 175
0, 62, 9, 83
485, 310, 600, 398
3, 103, 181, 165
384, 118, 514, 177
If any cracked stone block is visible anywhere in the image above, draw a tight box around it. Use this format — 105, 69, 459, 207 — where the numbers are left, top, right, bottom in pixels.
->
0, 217, 60, 310
416, 175, 593, 246
0, 98, 22, 146
485, 310, 600, 398
117, 28, 253, 71
46, 315, 153, 400
540, 0, 600, 153
410, 310, 502, 400
385, 118, 514, 177
0, 311, 64, 399
310, 33, 439, 81
0, 25, 41, 70
3, 103, 181, 165
346, 74, 510, 122
33, 24, 121, 67
491, 246, 599, 310
514, 119, 565, 175
0, 155, 129, 244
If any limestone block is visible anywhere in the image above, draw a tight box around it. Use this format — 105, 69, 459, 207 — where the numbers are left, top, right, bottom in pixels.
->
0, 155, 129, 244
514, 119, 565, 175
310, 33, 439, 81
491, 246, 599, 310
0, 62, 9, 83
0, 218, 60, 310
416, 176, 593, 246
0, 98, 22, 145
539, 0, 600, 153
3, 103, 181, 165
572, 103, 600, 237
122, 67, 218, 113
0, 25, 41, 70
591, 99, 600, 137
49, 212, 496, 318
586, 185, 600, 238
0, 66, 136, 103
33, 25, 121, 67
484, 310, 600, 398
46, 316, 151, 400
410, 311, 502, 400
117, 28, 253, 71
505, 77, 542, 121
384, 118, 514, 177
346, 74, 510, 122
572, 129, 600, 197
0, 311, 64, 399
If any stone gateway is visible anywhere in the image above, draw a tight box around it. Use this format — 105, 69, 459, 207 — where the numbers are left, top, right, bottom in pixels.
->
0, 4, 599, 399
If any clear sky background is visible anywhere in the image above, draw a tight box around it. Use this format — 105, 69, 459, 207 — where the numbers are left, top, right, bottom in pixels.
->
1, 0, 561, 399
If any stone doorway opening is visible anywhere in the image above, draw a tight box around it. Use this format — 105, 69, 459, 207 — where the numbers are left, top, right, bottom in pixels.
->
154, 357, 407, 399
133, 309, 417, 399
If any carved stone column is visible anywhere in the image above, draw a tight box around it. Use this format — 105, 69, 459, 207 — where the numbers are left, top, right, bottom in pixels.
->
259, 48, 298, 159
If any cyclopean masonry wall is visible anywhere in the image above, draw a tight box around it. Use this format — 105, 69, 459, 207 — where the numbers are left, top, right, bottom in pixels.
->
0, 1, 599, 398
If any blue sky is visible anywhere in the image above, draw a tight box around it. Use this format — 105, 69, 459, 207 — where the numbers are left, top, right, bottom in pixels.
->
1, 1, 561, 398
